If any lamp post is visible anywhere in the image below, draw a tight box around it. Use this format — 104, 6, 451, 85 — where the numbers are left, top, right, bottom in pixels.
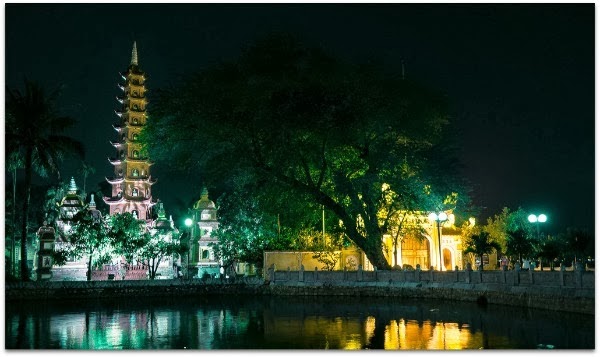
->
527, 213, 547, 271
428, 212, 448, 271
184, 217, 193, 279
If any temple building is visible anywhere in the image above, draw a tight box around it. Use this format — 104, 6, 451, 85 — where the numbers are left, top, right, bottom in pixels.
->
103, 41, 156, 223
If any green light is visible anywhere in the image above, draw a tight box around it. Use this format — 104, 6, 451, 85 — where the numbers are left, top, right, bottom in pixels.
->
185, 218, 193, 227
538, 214, 547, 223
528, 214, 537, 223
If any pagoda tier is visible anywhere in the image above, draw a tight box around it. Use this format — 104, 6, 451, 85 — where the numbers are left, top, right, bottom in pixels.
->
103, 41, 158, 222
105, 176, 125, 184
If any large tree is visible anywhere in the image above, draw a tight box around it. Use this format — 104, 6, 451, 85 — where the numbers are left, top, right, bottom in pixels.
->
6, 80, 84, 280
144, 34, 467, 269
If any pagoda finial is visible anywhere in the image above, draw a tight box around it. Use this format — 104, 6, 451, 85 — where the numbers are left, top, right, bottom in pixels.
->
201, 186, 209, 199
68, 177, 77, 194
89, 194, 96, 208
131, 41, 138, 66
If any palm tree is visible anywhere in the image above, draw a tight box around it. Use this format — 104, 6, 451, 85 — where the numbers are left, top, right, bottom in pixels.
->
6, 80, 85, 281
464, 231, 502, 271
78, 161, 96, 194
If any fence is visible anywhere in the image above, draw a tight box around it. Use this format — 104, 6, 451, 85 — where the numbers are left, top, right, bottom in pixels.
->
266, 263, 594, 290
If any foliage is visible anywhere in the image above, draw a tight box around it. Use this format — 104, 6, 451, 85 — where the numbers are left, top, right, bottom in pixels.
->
561, 228, 594, 264
60, 210, 112, 281
505, 228, 534, 265
109, 212, 148, 263
131, 230, 184, 280
211, 189, 296, 270
535, 236, 564, 271
144, 34, 468, 269
6, 79, 85, 280
463, 231, 502, 270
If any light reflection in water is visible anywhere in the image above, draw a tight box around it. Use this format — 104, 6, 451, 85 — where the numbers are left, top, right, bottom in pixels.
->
4, 296, 594, 349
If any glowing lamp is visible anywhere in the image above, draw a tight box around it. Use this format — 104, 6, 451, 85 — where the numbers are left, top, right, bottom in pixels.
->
184, 218, 193, 227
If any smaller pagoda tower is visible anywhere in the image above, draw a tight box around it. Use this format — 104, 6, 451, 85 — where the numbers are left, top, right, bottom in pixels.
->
188, 187, 220, 278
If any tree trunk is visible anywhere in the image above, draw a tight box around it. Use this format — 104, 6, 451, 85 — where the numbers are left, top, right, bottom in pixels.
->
87, 254, 92, 281
20, 149, 33, 281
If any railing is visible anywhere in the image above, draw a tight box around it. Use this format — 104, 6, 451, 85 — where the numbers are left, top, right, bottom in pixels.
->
266, 264, 594, 290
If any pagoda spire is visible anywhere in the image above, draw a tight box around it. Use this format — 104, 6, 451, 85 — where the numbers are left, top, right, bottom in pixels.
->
131, 41, 138, 66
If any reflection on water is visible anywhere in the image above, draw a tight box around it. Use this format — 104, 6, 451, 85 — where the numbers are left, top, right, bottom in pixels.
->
5, 295, 594, 349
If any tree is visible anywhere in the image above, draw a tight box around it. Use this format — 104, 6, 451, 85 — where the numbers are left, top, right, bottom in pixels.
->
78, 161, 96, 194
563, 228, 594, 267
536, 236, 563, 271
463, 231, 502, 270
144, 34, 466, 270
506, 228, 534, 265
62, 210, 112, 281
133, 231, 184, 280
6, 80, 85, 281
109, 212, 147, 263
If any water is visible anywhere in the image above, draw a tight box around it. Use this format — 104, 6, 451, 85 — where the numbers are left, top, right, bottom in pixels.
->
5, 295, 594, 349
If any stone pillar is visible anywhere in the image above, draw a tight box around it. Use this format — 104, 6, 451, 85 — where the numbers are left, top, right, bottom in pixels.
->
529, 267, 534, 285
268, 264, 275, 282
429, 266, 434, 282
575, 262, 584, 288
465, 263, 472, 284
455, 265, 459, 282
559, 263, 566, 287
357, 265, 363, 282
415, 264, 421, 282
501, 265, 507, 284
35, 224, 55, 281
299, 265, 304, 282
315, 267, 319, 281
513, 262, 521, 286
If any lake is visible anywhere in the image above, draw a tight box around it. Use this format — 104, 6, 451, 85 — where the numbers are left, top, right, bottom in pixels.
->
5, 295, 594, 349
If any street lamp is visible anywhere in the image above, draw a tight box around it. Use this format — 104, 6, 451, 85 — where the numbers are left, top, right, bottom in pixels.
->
527, 213, 547, 238
428, 211, 448, 271
184, 218, 193, 279
527, 213, 547, 271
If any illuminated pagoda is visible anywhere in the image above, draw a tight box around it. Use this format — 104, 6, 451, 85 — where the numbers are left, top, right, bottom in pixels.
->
104, 41, 156, 222
55, 177, 85, 237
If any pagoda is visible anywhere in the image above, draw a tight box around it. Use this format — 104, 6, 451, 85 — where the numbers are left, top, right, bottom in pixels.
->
104, 42, 156, 222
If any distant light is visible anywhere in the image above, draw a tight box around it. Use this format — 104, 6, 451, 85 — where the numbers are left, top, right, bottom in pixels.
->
185, 218, 193, 227
538, 214, 547, 223
528, 214, 538, 223
428, 212, 448, 222
469, 217, 476, 226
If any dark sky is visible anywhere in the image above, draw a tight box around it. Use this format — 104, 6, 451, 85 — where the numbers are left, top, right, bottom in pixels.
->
5, 3, 595, 234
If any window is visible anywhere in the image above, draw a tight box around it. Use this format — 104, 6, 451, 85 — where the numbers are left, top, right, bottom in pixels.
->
132, 210, 138, 219
133, 150, 139, 159
132, 169, 139, 177
132, 133, 138, 141
202, 250, 209, 260
132, 103, 139, 110
133, 118, 138, 124
132, 188, 139, 197
201, 213, 212, 220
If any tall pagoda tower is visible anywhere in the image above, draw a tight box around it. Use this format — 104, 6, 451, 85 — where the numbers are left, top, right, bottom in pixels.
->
103, 42, 156, 221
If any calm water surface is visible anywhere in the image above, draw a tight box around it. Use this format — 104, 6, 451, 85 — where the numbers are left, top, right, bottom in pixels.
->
5, 295, 594, 349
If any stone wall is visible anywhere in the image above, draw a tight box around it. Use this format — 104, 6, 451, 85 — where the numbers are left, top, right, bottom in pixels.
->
5, 268, 594, 315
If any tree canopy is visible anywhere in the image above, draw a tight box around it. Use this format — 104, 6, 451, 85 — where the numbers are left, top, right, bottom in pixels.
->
6, 79, 85, 280
143, 34, 469, 269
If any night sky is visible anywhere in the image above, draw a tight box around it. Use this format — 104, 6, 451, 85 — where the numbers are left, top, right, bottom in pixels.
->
5, 3, 595, 234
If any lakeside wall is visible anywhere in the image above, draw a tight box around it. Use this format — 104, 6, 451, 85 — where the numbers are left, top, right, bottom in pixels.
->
5, 267, 594, 315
